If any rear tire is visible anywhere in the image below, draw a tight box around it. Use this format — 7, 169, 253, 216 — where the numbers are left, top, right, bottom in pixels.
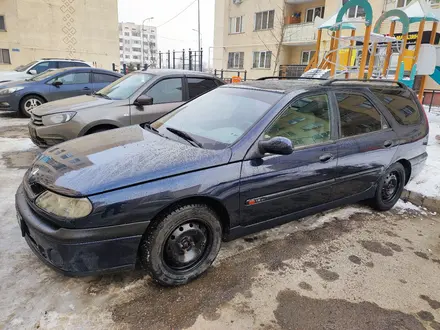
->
372, 163, 405, 211
19, 95, 45, 118
139, 204, 222, 286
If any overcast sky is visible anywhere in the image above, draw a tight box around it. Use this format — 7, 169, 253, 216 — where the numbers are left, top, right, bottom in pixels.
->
118, 0, 215, 54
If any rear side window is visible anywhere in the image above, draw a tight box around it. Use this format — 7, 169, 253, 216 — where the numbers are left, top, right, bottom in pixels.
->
74, 62, 90, 67
58, 61, 75, 68
187, 78, 218, 99
93, 73, 119, 83
336, 93, 383, 138
373, 89, 421, 125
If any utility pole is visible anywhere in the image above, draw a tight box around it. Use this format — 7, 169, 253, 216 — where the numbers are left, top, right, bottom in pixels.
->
197, 0, 201, 53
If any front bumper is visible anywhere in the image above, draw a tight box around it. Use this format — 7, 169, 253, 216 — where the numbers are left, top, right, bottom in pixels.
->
28, 120, 83, 148
0, 93, 20, 111
15, 184, 150, 276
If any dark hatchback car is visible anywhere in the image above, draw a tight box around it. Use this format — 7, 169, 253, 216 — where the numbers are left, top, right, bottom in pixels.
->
0, 67, 121, 117
16, 79, 428, 286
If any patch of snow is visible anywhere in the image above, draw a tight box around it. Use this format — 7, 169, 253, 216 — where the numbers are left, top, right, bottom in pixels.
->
394, 200, 427, 215
0, 137, 34, 153
299, 206, 372, 230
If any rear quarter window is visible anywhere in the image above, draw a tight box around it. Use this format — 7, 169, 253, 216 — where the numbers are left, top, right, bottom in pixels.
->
373, 89, 421, 125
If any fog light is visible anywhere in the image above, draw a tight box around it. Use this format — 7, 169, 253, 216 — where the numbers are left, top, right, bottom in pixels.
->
0, 102, 10, 107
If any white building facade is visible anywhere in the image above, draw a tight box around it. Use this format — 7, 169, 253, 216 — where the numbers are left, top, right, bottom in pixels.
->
119, 22, 157, 68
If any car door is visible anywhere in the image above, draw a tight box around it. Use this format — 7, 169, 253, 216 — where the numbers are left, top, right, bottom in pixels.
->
91, 72, 120, 92
186, 77, 219, 101
331, 90, 399, 200
47, 70, 93, 100
239, 92, 339, 226
130, 77, 184, 125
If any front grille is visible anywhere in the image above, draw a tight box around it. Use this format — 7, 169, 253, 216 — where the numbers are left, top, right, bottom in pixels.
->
32, 113, 43, 126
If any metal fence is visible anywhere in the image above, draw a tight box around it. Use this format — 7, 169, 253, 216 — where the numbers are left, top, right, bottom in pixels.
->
213, 69, 248, 83
157, 49, 203, 71
279, 64, 307, 78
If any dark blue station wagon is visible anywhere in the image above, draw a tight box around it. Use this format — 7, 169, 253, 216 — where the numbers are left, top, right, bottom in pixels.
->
16, 79, 429, 286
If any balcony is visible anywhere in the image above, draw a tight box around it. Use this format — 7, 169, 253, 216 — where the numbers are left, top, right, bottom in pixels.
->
283, 23, 316, 45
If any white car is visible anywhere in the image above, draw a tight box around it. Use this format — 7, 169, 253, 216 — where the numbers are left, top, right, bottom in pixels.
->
0, 58, 91, 83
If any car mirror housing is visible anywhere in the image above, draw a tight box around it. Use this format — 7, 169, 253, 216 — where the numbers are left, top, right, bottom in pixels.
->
134, 95, 153, 107
258, 137, 293, 156
28, 69, 37, 75
52, 81, 63, 87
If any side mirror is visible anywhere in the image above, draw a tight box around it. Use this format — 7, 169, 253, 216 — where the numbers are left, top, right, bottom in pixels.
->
134, 95, 153, 107
258, 137, 293, 155
28, 69, 37, 75
52, 80, 63, 87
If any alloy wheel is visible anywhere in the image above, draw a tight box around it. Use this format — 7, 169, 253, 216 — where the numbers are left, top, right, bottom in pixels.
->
24, 98, 42, 114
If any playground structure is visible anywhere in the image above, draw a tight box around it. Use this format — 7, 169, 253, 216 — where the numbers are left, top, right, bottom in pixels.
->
304, 0, 440, 101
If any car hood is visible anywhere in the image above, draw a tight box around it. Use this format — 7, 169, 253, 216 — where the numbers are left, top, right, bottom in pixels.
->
32, 95, 117, 115
0, 79, 36, 89
27, 126, 232, 196
0, 71, 30, 82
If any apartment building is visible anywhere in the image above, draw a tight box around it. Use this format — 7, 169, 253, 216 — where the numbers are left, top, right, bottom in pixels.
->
119, 22, 157, 67
213, 0, 439, 84
0, 0, 119, 71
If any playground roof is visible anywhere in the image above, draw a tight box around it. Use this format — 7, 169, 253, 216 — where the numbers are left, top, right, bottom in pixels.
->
318, 13, 356, 31
392, 0, 439, 23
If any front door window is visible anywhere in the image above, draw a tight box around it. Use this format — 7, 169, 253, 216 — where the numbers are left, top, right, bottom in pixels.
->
144, 78, 183, 104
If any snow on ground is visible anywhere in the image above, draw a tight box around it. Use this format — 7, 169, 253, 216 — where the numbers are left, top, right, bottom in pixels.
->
405, 108, 440, 198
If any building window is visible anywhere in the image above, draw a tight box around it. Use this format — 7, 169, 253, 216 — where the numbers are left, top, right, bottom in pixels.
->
253, 51, 271, 69
227, 52, 244, 69
124, 32, 130, 36
119, 46, 123, 50
305, 7, 325, 23
124, 40, 130, 44
133, 55, 140, 60
396, 0, 410, 7
125, 55, 130, 59
133, 40, 140, 44
254, 10, 275, 31
132, 47, 141, 52
0, 16, 5, 31
342, 0, 365, 18
119, 38, 123, 43
150, 35, 156, 40
0, 49, 10, 64
229, 16, 243, 34
132, 32, 140, 37
301, 50, 316, 65
124, 47, 130, 52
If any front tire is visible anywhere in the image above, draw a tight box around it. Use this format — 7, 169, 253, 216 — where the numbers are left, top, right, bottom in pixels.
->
19, 95, 45, 118
139, 204, 222, 286
372, 162, 406, 211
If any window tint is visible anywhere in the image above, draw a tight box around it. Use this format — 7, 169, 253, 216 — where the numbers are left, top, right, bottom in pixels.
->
58, 61, 75, 68
265, 94, 331, 147
336, 93, 382, 137
32, 61, 57, 74
145, 78, 183, 104
93, 73, 119, 83
52, 72, 90, 85
187, 78, 217, 99
373, 89, 421, 125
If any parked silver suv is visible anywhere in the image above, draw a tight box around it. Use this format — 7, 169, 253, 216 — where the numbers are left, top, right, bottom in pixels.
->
28, 69, 224, 147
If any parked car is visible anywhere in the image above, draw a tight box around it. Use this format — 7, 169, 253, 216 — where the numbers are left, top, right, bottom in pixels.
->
0, 58, 91, 83
0, 67, 121, 117
28, 69, 224, 147
16, 78, 428, 286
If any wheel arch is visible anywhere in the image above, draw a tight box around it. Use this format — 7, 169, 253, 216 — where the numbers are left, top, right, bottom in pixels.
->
396, 158, 412, 185
19, 93, 48, 105
79, 120, 122, 136
145, 196, 232, 237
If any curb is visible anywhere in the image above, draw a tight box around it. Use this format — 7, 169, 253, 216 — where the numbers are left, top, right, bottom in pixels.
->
401, 189, 440, 213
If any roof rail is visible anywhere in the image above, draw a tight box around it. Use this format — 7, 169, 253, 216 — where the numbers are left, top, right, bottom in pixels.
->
41, 58, 85, 62
322, 79, 407, 89
256, 76, 328, 81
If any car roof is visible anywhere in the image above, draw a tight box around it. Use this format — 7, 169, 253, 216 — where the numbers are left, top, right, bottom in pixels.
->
221, 79, 406, 94
139, 69, 219, 79
47, 67, 121, 75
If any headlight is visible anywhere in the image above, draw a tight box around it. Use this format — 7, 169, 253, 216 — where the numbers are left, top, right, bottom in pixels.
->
0, 86, 25, 95
42, 112, 76, 126
35, 190, 93, 219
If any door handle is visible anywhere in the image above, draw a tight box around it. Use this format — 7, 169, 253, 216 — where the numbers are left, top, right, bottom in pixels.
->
384, 140, 393, 148
83, 87, 90, 90
319, 153, 334, 162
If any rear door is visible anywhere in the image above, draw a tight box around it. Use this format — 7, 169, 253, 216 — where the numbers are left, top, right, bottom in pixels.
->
130, 77, 184, 125
91, 72, 120, 92
47, 70, 93, 100
186, 77, 219, 101
331, 90, 399, 200
239, 92, 339, 225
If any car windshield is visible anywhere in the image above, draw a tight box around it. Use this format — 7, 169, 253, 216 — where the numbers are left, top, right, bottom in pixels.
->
152, 87, 283, 150
14, 61, 38, 72
27, 69, 61, 82
97, 73, 154, 100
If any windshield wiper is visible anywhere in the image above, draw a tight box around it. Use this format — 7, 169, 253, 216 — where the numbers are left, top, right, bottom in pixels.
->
93, 91, 112, 100
166, 127, 203, 148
